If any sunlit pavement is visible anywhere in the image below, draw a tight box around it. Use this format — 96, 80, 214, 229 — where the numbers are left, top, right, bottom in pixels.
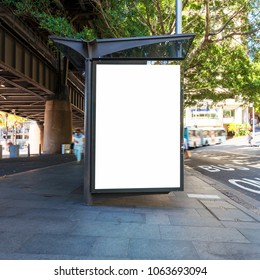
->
1, 153, 260, 259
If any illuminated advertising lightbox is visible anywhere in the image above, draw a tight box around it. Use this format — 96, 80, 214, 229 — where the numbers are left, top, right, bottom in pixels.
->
93, 64, 182, 192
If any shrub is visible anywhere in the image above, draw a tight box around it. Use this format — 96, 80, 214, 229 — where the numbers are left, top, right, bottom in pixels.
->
227, 123, 251, 137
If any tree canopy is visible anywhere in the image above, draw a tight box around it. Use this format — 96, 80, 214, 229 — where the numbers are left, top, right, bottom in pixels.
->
1, 0, 259, 108
0, 111, 26, 129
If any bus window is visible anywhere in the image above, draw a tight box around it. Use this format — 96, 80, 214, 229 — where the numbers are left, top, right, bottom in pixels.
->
202, 128, 226, 145
184, 127, 202, 148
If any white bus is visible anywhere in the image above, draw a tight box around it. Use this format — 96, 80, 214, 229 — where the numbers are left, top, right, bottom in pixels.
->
184, 126, 203, 148
201, 127, 226, 146
184, 126, 226, 148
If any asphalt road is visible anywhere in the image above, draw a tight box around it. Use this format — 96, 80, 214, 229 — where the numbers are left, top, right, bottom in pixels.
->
185, 143, 260, 202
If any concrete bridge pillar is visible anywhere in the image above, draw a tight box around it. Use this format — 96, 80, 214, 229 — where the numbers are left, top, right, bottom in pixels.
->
43, 99, 72, 154
28, 121, 44, 154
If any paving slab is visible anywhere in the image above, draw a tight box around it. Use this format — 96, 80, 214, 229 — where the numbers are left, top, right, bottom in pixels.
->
193, 241, 260, 260
128, 239, 199, 260
207, 208, 255, 222
200, 200, 256, 222
200, 200, 236, 209
237, 228, 260, 243
0, 232, 34, 254
160, 225, 249, 243
168, 215, 222, 227
95, 211, 146, 224
1, 199, 68, 209
0, 216, 77, 234
0, 206, 28, 217
91, 237, 129, 259
144, 213, 171, 225
73, 222, 161, 239
93, 194, 174, 208
221, 221, 260, 229
16, 234, 96, 257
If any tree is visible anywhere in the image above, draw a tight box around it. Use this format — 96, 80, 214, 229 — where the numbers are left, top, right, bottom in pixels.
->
182, 0, 260, 107
1, 0, 259, 107
0, 111, 26, 144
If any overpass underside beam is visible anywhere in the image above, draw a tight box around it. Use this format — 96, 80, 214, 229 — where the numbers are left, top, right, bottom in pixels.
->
0, 24, 55, 123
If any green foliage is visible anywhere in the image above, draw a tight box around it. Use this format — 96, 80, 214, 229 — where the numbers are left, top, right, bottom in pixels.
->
0, 0, 259, 107
38, 14, 76, 37
0, 0, 95, 38
88, 0, 178, 37
184, 41, 255, 106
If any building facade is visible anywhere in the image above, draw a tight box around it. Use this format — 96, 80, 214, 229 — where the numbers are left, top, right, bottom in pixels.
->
184, 98, 255, 133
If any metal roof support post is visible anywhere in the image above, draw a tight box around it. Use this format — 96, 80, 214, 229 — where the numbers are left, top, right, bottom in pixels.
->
176, 0, 182, 34
83, 58, 93, 205
175, 0, 182, 58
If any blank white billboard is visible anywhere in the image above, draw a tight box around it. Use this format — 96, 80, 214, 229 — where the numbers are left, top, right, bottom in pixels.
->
94, 64, 181, 191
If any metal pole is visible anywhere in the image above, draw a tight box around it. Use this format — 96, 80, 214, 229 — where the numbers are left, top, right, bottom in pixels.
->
176, 0, 182, 34
84, 58, 93, 205
27, 143, 30, 157
5, 113, 8, 147
252, 105, 255, 138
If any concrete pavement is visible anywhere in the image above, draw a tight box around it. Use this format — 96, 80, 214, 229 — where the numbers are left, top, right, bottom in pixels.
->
0, 155, 260, 260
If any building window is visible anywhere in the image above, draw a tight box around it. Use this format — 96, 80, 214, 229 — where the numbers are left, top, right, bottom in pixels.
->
223, 110, 235, 118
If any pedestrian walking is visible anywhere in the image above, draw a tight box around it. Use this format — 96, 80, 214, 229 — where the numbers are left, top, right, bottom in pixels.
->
184, 137, 191, 159
248, 131, 253, 145
73, 129, 84, 162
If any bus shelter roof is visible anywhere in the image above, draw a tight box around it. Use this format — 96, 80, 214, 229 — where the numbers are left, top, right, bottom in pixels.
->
49, 33, 195, 71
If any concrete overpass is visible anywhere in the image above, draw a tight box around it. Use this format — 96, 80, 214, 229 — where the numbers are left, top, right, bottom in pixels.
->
0, 3, 86, 153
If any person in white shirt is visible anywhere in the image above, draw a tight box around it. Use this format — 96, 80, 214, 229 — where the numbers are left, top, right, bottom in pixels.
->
73, 129, 84, 162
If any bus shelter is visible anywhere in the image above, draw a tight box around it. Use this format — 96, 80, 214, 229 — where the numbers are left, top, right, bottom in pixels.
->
50, 34, 195, 204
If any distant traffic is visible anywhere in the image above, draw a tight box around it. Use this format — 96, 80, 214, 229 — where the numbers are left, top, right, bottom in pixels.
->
184, 126, 226, 148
